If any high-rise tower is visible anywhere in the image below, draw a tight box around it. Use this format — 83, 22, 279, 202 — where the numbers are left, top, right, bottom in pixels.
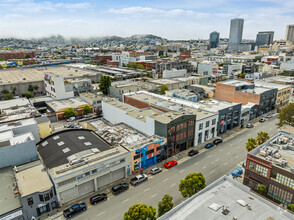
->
228, 18, 244, 51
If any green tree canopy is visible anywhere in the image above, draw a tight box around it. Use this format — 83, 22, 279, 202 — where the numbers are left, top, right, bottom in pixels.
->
237, 73, 245, 79
1, 89, 9, 94
28, 85, 34, 92
82, 105, 92, 115
218, 62, 227, 67
245, 138, 258, 152
124, 204, 156, 220
23, 92, 34, 99
179, 173, 206, 198
10, 86, 16, 94
64, 108, 77, 119
99, 76, 111, 95
158, 195, 173, 217
33, 85, 39, 91
289, 204, 294, 212
277, 103, 294, 127
3, 92, 14, 100
137, 64, 145, 70
160, 85, 169, 95
256, 131, 270, 145
257, 184, 267, 194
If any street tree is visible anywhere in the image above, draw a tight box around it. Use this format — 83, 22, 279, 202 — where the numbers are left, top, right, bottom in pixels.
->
33, 85, 39, 91
158, 195, 173, 217
28, 85, 34, 92
124, 204, 156, 220
3, 92, 14, 100
24, 92, 34, 99
277, 103, 294, 127
99, 76, 111, 95
257, 184, 267, 195
160, 85, 169, 95
256, 131, 270, 145
245, 138, 258, 152
179, 173, 206, 198
289, 204, 294, 212
64, 108, 77, 119
82, 105, 92, 115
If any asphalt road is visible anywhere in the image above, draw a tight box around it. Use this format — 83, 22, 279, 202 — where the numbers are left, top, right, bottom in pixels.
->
66, 116, 279, 220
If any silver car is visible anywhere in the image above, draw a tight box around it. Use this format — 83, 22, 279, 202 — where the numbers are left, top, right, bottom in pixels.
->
150, 167, 162, 175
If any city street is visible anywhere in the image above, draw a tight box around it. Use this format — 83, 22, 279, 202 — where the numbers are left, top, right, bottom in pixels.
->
57, 116, 279, 220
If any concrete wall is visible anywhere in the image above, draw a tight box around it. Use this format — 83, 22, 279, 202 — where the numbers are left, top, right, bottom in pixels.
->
38, 121, 52, 139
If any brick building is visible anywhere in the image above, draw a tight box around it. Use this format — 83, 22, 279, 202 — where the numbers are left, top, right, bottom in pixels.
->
179, 50, 191, 60
92, 55, 112, 64
0, 51, 35, 60
129, 51, 149, 58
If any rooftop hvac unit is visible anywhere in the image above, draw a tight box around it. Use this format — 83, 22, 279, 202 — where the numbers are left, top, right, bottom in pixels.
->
259, 150, 268, 157
273, 153, 282, 159
275, 158, 287, 167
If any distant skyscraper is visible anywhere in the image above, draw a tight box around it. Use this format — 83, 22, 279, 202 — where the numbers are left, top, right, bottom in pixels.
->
285, 24, 294, 44
256, 31, 274, 47
228, 18, 244, 51
209, 31, 220, 49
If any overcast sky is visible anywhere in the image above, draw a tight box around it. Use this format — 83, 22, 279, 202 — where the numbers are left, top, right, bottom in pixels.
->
0, 0, 293, 40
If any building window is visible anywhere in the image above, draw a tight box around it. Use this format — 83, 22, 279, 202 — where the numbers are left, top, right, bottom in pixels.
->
37, 204, 50, 216
212, 119, 216, 125
134, 154, 140, 160
199, 123, 203, 130
146, 149, 154, 155
268, 184, 293, 205
275, 173, 294, 189
44, 193, 50, 201
248, 161, 268, 177
156, 146, 164, 151
39, 194, 44, 202
27, 197, 34, 206
51, 201, 57, 210
206, 121, 210, 128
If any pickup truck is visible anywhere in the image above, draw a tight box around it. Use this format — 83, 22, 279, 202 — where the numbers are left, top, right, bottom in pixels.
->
130, 174, 148, 186
63, 203, 87, 218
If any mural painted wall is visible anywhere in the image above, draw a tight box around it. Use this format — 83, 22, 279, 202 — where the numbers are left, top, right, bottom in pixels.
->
131, 138, 167, 174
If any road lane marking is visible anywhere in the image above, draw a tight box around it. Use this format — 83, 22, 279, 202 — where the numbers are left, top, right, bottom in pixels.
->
151, 194, 158, 198
227, 152, 231, 155
170, 183, 176, 187
210, 170, 215, 174
224, 162, 228, 166
122, 199, 129, 203
202, 166, 207, 169
180, 169, 185, 173
215, 159, 219, 162
144, 188, 150, 192
97, 211, 105, 217
194, 162, 199, 165
163, 178, 169, 182
208, 155, 212, 158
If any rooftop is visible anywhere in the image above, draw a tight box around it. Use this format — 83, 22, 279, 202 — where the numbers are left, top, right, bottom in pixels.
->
250, 131, 294, 173
0, 98, 30, 110
0, 118, 37, 133
159, 175, 293, 220
37, 129, 112, 169
219, 79, 252, 87
34, 116, 50, 124
80, 92, 103, 101
0, 130, 34, 148
254, 80, 292, 90
15, 164, 52, 197
0, 166, 22, 216
46, 97, 89, 112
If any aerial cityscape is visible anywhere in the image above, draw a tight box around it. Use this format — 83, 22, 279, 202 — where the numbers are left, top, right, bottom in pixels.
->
1, 0, 294, 220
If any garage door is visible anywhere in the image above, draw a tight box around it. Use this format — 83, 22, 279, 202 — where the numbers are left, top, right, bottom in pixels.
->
78, 180, 95, 197
112, 167, 125, 182
60, 187, 79, 204
97, 173, 111, 188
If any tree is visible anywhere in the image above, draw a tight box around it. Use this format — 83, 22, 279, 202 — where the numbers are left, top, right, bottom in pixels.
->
277, 103, 294, 127
82, 105, 92, 115
3, 92, 14, 100
245, 138, 258, 152
1, 89, 9, 94
25, 54, 30, 59
63, 108, 77, 119
237, 73, 245, 79
158, 195, 173, 217
23, 92, 34, 99
218, 62, 227, 67
179, 173, 206, 198
289, 204, 294, 212
28, 85, 34, 92
10, 86, 16, 94
98, 59, 103, 65
160, 85, 169, 95
256, 131, 270, 145
124, 204, 156, 220
257, 184, 267, 195
137, 64, 145, 70
33, 85, 39, 91
99, 76, 111, 95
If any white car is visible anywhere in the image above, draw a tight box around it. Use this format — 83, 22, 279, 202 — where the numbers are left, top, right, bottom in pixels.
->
266, 114, 272, 118
66, 116, 75, 122
150, 167, 162, 175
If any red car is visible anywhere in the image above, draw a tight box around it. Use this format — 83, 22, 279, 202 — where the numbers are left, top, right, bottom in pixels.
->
164, 160, 178, 168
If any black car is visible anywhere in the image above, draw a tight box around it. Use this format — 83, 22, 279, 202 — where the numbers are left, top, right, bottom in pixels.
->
213, 138, 223, 145
90, 193, 107, 205
188, 149, 199, 157
112, 183, 129, 195
63, 203, 87, 218
205, 143, 215, 149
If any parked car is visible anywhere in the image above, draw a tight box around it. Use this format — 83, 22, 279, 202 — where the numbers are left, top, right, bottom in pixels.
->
205, 143, 215, 149
188, 149, 199, 157
259, 118, 265, 123
213, 138, 223, 145
266, 114, 272, 118
164, 160, 177, 168
76, 115, 83, 119
231, 168, 243, 177
112, 183, 129, 195
84, 113, 93, 118
90, 193, 107, 205
130, 174, 148, 186
150, 167, 162, 175
66, 116, 76, 122
246, 123, 254, 128
63, 203, 87, 218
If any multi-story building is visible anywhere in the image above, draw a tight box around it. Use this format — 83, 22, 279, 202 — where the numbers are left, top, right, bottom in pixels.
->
209, 31, 220, 49
197, 62, 218, 75
79, 92, 104, 112
155, 60, 192, 74
285, 25, 294, 44
165, 89, 199, 102
163, 69, 187, 79
256, 31, 274, 47
179, 50, 191, 60
109, 80, 142, 101
228, 18, 244, 51
243, 129, 294, 207
215, 80, 277, 117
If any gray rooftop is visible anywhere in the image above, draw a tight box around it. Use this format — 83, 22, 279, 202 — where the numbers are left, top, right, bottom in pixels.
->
159, 175, 293, 220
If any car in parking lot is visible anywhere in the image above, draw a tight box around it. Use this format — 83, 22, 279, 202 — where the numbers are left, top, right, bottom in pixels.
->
112, 183, 129, 195
259, 118, 265, 123
66, 116, 76, 122
188, 149, 199, 157
231, 168, 243, 177
164, 160, 177, 168
150, 167, 162, 175
90, 193, 107, 205
205, 143, 215, 149
213, 138, 223, 145
246, 123, 254, 128
266, 114, 272, 118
